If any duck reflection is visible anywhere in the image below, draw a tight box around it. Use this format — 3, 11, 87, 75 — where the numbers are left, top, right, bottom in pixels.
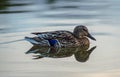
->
26, 46, 96, 62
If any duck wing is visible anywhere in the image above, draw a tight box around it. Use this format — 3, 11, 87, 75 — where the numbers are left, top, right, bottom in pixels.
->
25, 31, 77, 47
31, 30, 74, 40
25, 36, 50, 46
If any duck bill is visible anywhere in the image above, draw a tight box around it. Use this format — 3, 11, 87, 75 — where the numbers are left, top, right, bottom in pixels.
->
87, 33, 96, 41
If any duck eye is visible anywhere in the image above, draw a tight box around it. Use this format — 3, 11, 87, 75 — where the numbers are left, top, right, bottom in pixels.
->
83, 28, 87, 32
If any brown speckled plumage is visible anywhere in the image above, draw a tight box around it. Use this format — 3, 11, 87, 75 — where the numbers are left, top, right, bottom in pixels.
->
25, 25, 96, 47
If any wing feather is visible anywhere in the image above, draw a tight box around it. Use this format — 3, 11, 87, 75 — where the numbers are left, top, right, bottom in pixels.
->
31, 31, 74, 40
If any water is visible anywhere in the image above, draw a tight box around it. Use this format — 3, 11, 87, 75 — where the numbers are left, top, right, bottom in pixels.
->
0, 0, 120, 77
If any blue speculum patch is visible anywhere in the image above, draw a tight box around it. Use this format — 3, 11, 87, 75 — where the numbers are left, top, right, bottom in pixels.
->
48, 39, 58, 46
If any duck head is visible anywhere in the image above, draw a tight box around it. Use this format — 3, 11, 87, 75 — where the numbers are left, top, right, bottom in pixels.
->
73, 25, 96, 41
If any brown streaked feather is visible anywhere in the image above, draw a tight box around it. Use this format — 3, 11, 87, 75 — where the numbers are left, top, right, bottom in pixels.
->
32, 30, 74, 40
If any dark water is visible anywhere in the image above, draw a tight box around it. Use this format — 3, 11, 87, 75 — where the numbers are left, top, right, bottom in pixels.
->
0, 0, 120, 77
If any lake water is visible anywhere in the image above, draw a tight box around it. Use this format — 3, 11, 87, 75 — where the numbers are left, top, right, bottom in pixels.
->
0, 0, 120, 77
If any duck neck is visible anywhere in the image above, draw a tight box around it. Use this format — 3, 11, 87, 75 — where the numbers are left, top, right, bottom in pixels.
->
78, 37, 90, 49
73, 32, 79, 38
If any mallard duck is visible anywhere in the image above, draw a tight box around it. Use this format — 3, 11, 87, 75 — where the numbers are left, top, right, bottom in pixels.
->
25, 25, 96, 47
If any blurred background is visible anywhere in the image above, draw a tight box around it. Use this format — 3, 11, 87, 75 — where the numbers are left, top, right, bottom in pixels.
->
0, 0, 120, 77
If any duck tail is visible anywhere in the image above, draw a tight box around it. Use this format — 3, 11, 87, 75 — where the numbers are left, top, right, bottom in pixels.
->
31, 32, 41, 35
25, 37, 39, 45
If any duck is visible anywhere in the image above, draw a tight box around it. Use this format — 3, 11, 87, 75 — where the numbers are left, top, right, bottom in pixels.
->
25, 25, 96, 47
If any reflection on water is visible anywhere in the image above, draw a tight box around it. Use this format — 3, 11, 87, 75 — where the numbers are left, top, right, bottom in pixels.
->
46, 0, 56, 4
0, 0, 33, 13
26, 46, 96, 62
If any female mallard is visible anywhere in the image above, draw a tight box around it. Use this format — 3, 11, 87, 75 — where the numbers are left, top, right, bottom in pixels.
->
25, 25, 96, 47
